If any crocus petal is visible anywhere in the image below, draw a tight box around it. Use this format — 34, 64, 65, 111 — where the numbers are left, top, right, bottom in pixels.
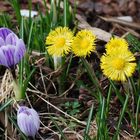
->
17, 106, 40, 138
0, 48, 8, 67
0, 28, 12, 41
17, 113, 30, 136
0, 37, 5, 47
6, 33, 18, 46
17, 113, 37, 137
0, 27, 26, 68
18, 106, 29, 114
14, 39, 26, 64
1, 45, 15, 67
29, 109, 40, 130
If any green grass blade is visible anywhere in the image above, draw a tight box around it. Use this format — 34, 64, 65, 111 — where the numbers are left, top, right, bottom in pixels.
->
64, 0, 68, 26
81, 58, 102, 101
0, 99, 13, 112
9, 0, 21, 25
106, 85, 112, 116
113, 93, 129, 140
27, 20, 34, 52
84, 104, 94, 140
135, 95, 140, 136
50, 0, 57, 28
109, 80, 125, 103
50, 116, 68, 140
22, 68, 36, 97
125, 33, 140, 52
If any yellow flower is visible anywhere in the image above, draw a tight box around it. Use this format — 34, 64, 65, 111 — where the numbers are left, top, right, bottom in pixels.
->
72, 30, 96, 57
106, 37, 128, 54
100, 48, 136, 81
46, 27, 73, 57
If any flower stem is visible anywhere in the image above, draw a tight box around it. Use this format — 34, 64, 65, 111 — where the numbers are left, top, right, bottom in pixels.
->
10, 69, 25, 100
53, 56, 65, 94
81, 57, 103, 100
13, 79, 24, 100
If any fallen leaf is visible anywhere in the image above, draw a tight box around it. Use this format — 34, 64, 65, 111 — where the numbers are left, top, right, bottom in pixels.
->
76, 14, 118, 42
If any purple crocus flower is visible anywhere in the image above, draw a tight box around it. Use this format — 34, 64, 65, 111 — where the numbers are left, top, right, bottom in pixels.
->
17, 106, 40, 138
0, 27, 26, 68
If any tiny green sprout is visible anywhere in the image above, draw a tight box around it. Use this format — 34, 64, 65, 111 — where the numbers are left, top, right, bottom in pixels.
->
62, 101, 81, 116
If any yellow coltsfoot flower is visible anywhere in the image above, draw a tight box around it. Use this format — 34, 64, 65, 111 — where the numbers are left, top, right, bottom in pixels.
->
46, 27, 73, 57
106, 37, 128, 54
72, 30, 96, 57
100, 48, 136, 81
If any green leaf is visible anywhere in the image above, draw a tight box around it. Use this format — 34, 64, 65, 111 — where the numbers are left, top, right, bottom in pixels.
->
84, 104, 94, 140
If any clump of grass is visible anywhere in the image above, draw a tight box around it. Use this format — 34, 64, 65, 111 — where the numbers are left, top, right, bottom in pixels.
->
0, 0, 140, 140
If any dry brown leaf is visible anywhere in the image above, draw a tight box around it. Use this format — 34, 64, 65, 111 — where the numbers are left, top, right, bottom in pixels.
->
100, 16, 140, 30
76, 14, 117, 42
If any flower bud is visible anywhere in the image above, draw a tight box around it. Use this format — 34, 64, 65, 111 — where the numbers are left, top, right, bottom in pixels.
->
17, 106, 40, 137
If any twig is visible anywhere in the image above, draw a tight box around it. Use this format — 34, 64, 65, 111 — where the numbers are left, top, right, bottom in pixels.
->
35, 94, 86, 126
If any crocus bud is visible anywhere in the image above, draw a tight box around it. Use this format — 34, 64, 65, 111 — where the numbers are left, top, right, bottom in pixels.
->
17, 106, 40, 138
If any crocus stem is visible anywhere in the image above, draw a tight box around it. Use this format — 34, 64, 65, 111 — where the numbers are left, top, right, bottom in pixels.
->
13, 79, 24, 100
10, 69, 24, 100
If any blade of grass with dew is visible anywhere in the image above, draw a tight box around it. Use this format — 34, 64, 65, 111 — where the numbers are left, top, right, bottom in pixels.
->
112, 93, 129, 140
0, 99, 13, 112
50, 115, 68, 140
84, 104, 94, 140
